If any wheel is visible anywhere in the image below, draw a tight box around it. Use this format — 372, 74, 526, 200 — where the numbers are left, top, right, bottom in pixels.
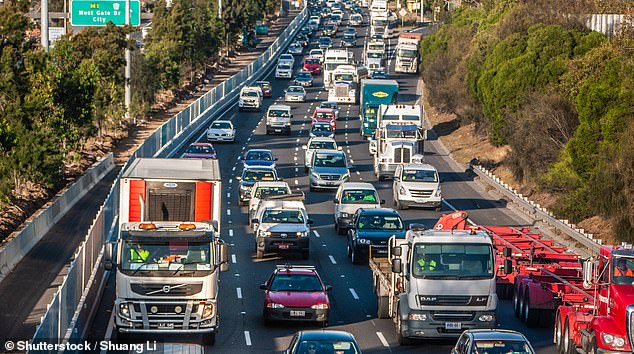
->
346, 241, 352, 257
554, 315, 564, 354
518, 288, 526, 322
351, 245, 360, 264
256, 248, 264, 259
434, 206, 442, 212
397, 307, 412, 346
585, 333, 598, 354
522, 290, 540, 327
304, 166, 309, 173
563, 321, 576, 354
202, 333, 216, 346
377, 296, 389, 319
512, 284, 521, 317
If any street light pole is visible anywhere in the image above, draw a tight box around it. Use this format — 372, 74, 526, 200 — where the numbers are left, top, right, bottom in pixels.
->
125, 0, 132, 122
41, 0, 49, 51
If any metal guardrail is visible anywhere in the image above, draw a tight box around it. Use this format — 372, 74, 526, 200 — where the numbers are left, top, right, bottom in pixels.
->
470, 164, 602, 253
0, 153, 115, 283
30, 7, 308, 348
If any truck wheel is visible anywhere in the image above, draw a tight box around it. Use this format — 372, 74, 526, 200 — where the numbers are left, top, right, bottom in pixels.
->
256, 248, 264, 259
512, 284, 521, 318
563, 321, 576, 354
304, 166, 309, 173
586, 333, 597, 354
202, 333, 216, 346
377, 296, 389, 319
554, 315, 564, 353
347, 243, 352, 257
351, 246, 360, 264
114, 329, 130, 343
522, 291, 539, 327
396, 311, 412, 346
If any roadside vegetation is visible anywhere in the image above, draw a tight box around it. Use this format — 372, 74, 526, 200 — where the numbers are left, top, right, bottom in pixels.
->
420, 0, 634, 241
0, 0, 278, 238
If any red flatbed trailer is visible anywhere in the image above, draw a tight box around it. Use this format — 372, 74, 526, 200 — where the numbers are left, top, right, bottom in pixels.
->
433, 211, 634, 354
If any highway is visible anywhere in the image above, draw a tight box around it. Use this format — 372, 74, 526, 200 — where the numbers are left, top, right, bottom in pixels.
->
88, 7, 558, 353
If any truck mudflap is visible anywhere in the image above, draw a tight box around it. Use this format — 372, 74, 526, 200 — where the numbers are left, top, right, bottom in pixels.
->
399, 309, 497, 339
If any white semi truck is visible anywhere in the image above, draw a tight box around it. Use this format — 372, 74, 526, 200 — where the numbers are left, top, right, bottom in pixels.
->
107, 158, 229, 345
370, 227, 497, 345
395, 32, 423, 74
327, 64, 368, 104
323, 49, 354, 89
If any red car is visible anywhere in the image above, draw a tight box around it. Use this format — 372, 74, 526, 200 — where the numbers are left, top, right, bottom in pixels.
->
260, 265, 331, 324
182, 142, 217, 159
254, 81, 273, 97
302, 57, 322, 75
312, 108, 336, 130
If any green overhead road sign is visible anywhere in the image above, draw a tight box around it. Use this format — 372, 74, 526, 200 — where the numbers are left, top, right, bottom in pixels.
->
71, 0, 140, 26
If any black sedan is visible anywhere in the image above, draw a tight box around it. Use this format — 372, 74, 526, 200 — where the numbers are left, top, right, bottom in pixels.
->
285, 330, 361, 354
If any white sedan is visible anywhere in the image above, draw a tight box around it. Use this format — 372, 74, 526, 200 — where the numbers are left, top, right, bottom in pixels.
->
206, 120, 236, 142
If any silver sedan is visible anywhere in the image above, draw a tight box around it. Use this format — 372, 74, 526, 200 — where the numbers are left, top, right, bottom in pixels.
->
285, 86, 307, 102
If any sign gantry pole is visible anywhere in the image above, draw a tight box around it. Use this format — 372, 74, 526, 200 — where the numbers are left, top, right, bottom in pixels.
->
125, 0, 132, 123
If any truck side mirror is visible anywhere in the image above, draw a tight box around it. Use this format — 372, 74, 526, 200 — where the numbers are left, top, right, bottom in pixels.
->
235, 176, 242, 181
307, 219, 314, 225
333, 198, 339, 204
104, 242, 115, 271
380, 199, 386, 205
251, 218, 259, 224
392, 258, 403, 273
325, 285, 333, 291
503, 247, 512, 257
274, 157, 279, 161
391, 245, 402, 257
302, 145, 308, 150
583, 258, 595, 289
504, 259, 513, 275
219, 243, 230, 272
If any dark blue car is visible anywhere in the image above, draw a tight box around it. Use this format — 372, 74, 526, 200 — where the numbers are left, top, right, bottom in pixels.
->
240, 149, 278, 168
285, 330, 361, 354
347, 208, 406, 264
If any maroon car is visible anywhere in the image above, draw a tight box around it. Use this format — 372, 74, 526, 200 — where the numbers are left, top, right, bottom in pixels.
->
260, 265, 331, 324
255, 81, 273, 97
182, 142, 217, 159
302, 57, 322, 75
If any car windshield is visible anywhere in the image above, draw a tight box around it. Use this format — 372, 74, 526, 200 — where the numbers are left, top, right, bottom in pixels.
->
472, 340, 534, 354
402, 169, 438, 182
245, 151, 272, 160
256, 82, 271, 89
325, 25, 335, 30
186, 145, 215, 155
368, 52, 383, 58
356, 214, 403, 230
254, 187, 290, 198
309, 141, 336, 149
280, 55, 293, 60
320, 103, 337, 110
242, 170, 276, 181
210, 122, 231, 129
411, 243, 495, 279
320, 38, 331, 43
298, 72, 311, 78
288, 87, 304, 93
298, 341, 359, 354
313, 153, 346, 167
243, 90, 259, 97
341, 190, 379, 204
268, 109, 290, 118
314, 112, 335, 120
345, 34, 355, 39
120, 240, 212, 275
269, 274, 323, 291
612, 256, 634, 285
312, 124, 333, 132
306, 59, 320, 65
261, 209, 305, 223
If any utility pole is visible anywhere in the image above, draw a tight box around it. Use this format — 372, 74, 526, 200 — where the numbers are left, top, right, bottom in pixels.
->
420, 0, 423, 24
125, 0, 132, 122
41, 0, 49, 51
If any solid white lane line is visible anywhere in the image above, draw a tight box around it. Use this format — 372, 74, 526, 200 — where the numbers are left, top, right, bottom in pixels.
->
244, 331, 252, 346
237, 287, 242, 299
376, 332, 390, 347
329, 255, 337, 264
231, 254, 237, 263
313, 230, 320, 238
349, 288, 359, 300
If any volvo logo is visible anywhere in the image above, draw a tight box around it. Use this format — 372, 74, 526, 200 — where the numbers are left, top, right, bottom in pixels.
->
280, 233, 288, 238
163, 285, 171, 293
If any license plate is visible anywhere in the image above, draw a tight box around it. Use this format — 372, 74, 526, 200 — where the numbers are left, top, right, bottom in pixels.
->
326, 182, 334, 185
158, 322, 175, 329
278, 244, 290, 249
290, 310, 305, 317
275, 129, 281, 132
445, 322, 461, 330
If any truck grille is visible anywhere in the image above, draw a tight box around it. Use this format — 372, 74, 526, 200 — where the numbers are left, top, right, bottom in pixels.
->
419, 296, 488, 306
131, 283, 203, 296
335, 85, 348, 96
431, 312, 475, 322
133, 303, 200, 315
270, 232, 301, 238
627, 305, 634, 350
410, 189, 433, 198
319, 174, 341, 180
128, 300, 206, 330
394, 148, 411, 163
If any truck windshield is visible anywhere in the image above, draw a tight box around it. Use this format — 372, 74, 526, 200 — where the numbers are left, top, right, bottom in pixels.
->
341, 190, 378, 204
313, 153, 346, 167
261, 209, 305, 223
402, 170, 438, 182
268, 110, 290, 118
398, 49, 417, 58
357, 214, 403, 230
386, 128, 417, 139
412, 243, 494, 279
243, 90, 259, 97
255, 187, 290, 198
335, 74, 354, 81
612, 256, 634, 284
120, 240, 212, 275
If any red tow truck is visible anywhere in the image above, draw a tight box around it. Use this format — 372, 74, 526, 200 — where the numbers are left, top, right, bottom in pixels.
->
433, 211, 634, 354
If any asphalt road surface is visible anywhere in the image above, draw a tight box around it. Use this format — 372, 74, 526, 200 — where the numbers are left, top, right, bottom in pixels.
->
88, 8, 558, 354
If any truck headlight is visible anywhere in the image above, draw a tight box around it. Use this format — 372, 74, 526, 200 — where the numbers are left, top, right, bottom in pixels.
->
202, 303, 215, 318
240, 185, 249, 192
478, 314, 495, 322
408, 313, 427, 321
357, 238, 371, 245
296, 231, 308, 237
340, 212, 350, 218
601, 333, 626, 348
399, 186, 407, 195
340, 173, 349, 180
435, 188, 442, 197
311, 303, 329, 309
119, 303, 131, 319
261, 231, 272, 237
266, 303, 285, 309
311, 172, 321, 179
363, 123, 369, 127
